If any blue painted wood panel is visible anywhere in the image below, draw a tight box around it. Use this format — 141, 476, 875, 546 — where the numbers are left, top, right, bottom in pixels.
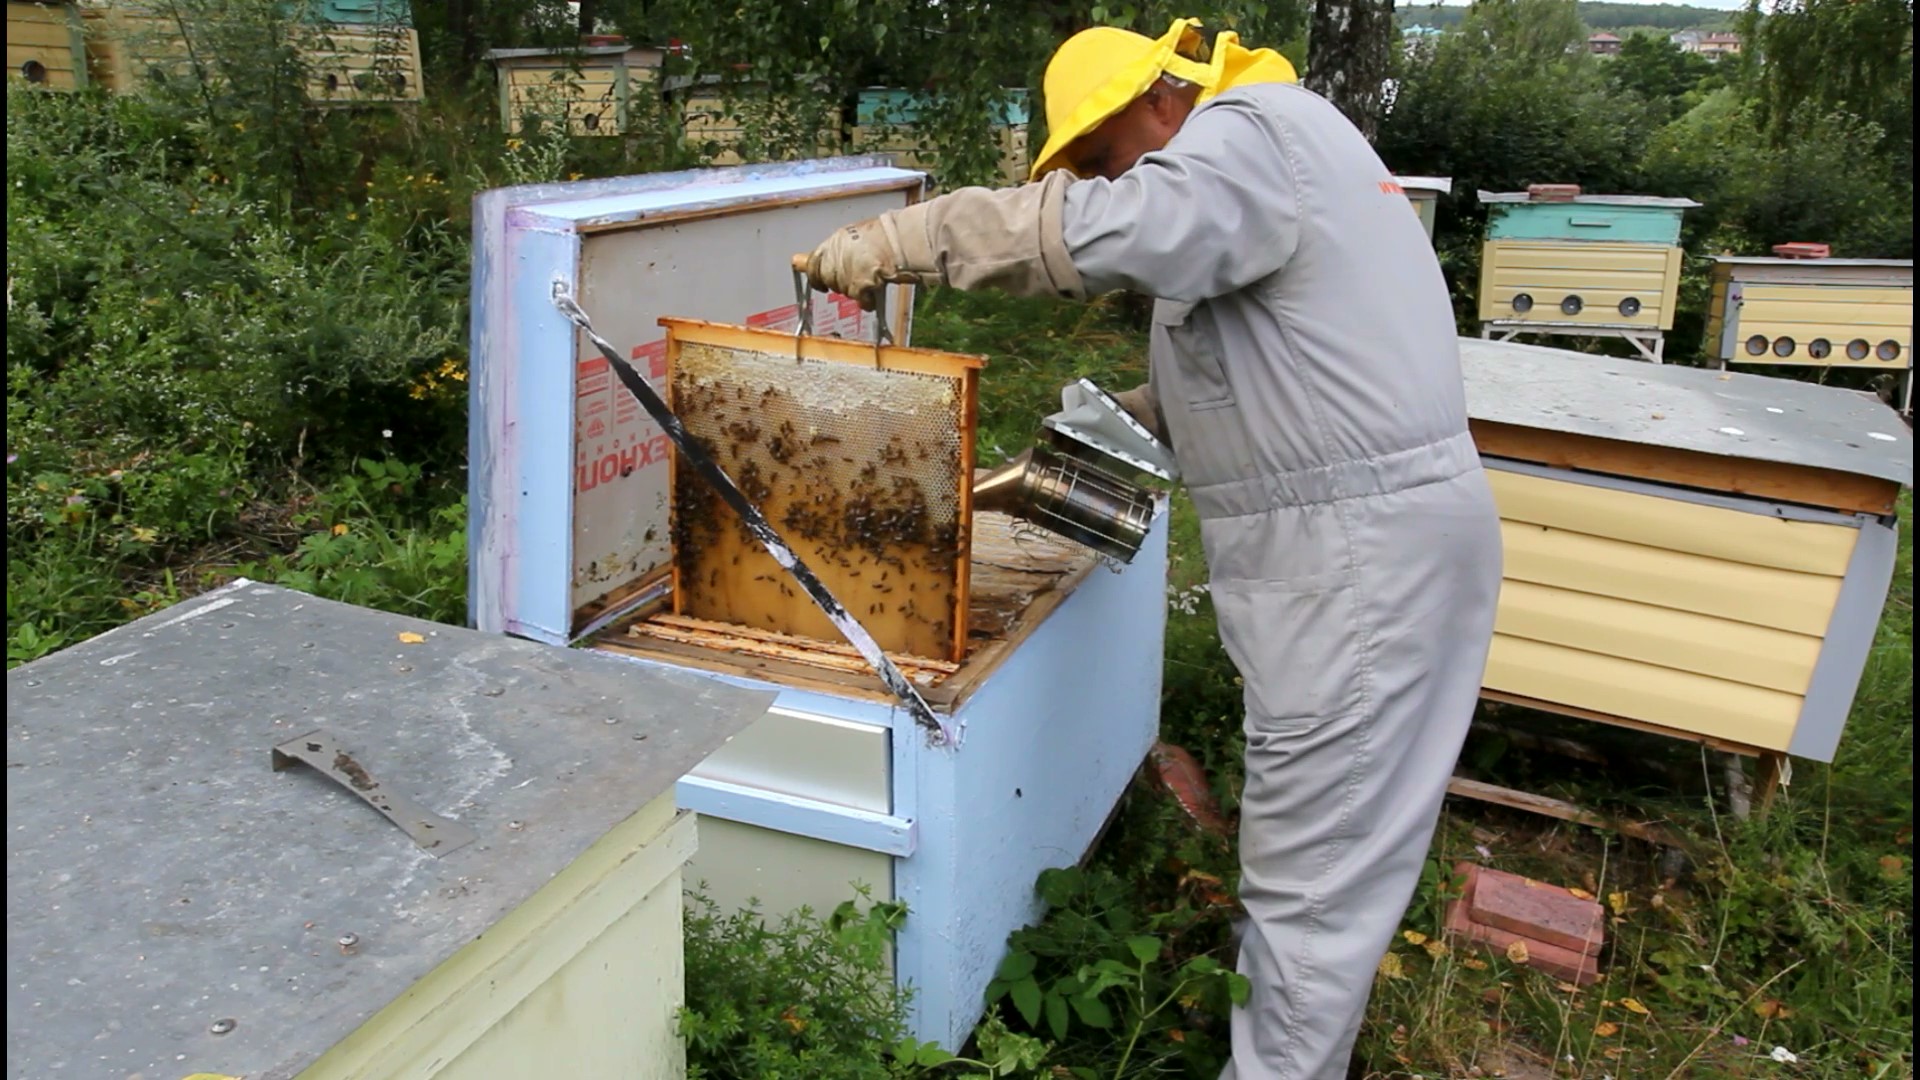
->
856, 88, 1030, 127
306, 0, 411, 26
1488, 204, 1685, 245
893, 505, 1169, 1050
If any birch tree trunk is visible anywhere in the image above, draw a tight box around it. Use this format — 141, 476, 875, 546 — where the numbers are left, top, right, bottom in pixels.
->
1305, 0, 1396, 141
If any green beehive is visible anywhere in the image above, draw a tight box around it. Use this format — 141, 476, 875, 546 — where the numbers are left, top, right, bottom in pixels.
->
850, 87, 1032, 189
1476, 187, 1701, 362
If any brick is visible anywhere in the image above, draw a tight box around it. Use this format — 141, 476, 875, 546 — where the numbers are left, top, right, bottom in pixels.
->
1527, 183, 1582, 202
1772, 242, 1831, 260
1466, 864, 1605, 955
1446, 895, 1601, 985
1147, 741, 1230, 837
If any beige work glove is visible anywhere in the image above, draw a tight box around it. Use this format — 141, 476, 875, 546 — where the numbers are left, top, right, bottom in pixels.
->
805, 217, 930, 312
806, 172, 1087, 311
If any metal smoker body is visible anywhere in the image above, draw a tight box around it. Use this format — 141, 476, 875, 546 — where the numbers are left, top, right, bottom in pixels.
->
973, 379, 1178, 564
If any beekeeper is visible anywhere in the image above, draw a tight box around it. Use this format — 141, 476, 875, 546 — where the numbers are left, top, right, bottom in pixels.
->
805, 18, 1503, 1080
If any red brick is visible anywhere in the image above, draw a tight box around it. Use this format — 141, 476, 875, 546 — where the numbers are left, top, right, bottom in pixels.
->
1772, 242, 1831, 260
1446, 895, 1601, 985
1467, 865, 1605, 955
1527, 183, 1582, 202
1147, 741, 1230, 837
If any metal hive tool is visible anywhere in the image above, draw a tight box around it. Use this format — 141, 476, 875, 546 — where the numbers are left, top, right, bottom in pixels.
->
662, 318, 984, 663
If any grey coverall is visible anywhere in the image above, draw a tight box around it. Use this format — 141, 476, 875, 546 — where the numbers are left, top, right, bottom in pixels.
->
891, 80, 1504, 1078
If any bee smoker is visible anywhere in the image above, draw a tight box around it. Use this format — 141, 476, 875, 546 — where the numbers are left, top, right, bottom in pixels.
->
971, 379, 1179, 564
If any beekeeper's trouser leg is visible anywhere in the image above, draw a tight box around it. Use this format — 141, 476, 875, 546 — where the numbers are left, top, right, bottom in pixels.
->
1213, 467, 1503, 1080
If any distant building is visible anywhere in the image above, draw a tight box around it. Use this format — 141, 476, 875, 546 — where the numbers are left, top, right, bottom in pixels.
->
1401, 24, 1443, 58
1697, 30, 1742, 57
1587, 31, 1622, 55
1671, 29, 1741, 57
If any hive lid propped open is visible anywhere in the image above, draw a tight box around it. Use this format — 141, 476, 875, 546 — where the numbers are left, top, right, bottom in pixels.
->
467, 156, 928, 646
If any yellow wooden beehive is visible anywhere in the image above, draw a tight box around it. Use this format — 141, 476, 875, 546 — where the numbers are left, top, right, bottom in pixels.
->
8, 0, 86, 89
1704, 254, 1912, 372
1476, 190, 1700, 333
1461, 338, 1910, 777
847, 88, 1031, 189
301, 21, 424, 104
78, 0, 424, 104
1394, 175, 1450, 242
486, 41, 663, 137
671, 74, 842, 166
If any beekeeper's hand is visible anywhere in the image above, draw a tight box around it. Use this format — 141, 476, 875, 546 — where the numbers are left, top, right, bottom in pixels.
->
1112, 383, 1168, 443
806, 215, 926, 312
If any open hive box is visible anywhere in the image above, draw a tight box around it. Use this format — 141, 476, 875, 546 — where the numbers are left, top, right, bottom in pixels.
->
466, 155, 1114, 694
592, 316, 1116, 714
469, 157, 1169, 1052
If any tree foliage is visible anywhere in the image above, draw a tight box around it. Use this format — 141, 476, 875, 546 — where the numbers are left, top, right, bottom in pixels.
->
417, 0, 1310, 190
1608, 31, 1723, 122
1379, 0, 1656, 228
1400, 1, 1736, 31
1739, 0, 1912, 168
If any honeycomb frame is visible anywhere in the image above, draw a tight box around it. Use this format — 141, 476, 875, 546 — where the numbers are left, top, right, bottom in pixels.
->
659, 317, 986, 663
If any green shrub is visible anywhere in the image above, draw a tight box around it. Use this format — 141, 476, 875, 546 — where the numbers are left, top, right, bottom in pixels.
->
232, 458, 467, 625
678, 889, 1051, 1078
983, 866, 1248, 1079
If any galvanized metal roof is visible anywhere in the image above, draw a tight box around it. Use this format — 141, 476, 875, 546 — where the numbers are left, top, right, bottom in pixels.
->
1395, 176, 1453, 194
483, 44, 658, 61
6, 582, 774, 1080
1477, 190, 1702, 209
1461, 338, 1913, 489
1710, 255, 1913, 269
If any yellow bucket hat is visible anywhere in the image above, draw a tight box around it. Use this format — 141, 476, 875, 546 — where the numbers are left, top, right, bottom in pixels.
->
1030, 17, 1300, 181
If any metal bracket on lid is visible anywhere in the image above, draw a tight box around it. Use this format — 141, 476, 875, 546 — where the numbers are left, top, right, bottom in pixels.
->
271, 728, 479, 857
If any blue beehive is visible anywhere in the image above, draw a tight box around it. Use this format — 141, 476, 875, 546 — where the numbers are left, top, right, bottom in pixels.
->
852, 87, 1032, 187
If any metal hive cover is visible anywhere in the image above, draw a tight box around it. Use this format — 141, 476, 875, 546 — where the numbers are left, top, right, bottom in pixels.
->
5, 581, 776, 1080
662, 318, 985, 663
1460, 336, 1913, 488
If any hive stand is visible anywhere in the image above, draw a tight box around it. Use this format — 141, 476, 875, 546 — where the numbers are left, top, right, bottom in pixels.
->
1480, 320, 1668, 364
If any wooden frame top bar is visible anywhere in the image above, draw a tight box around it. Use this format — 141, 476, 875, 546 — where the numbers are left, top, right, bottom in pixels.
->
659, 316, 988, 377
